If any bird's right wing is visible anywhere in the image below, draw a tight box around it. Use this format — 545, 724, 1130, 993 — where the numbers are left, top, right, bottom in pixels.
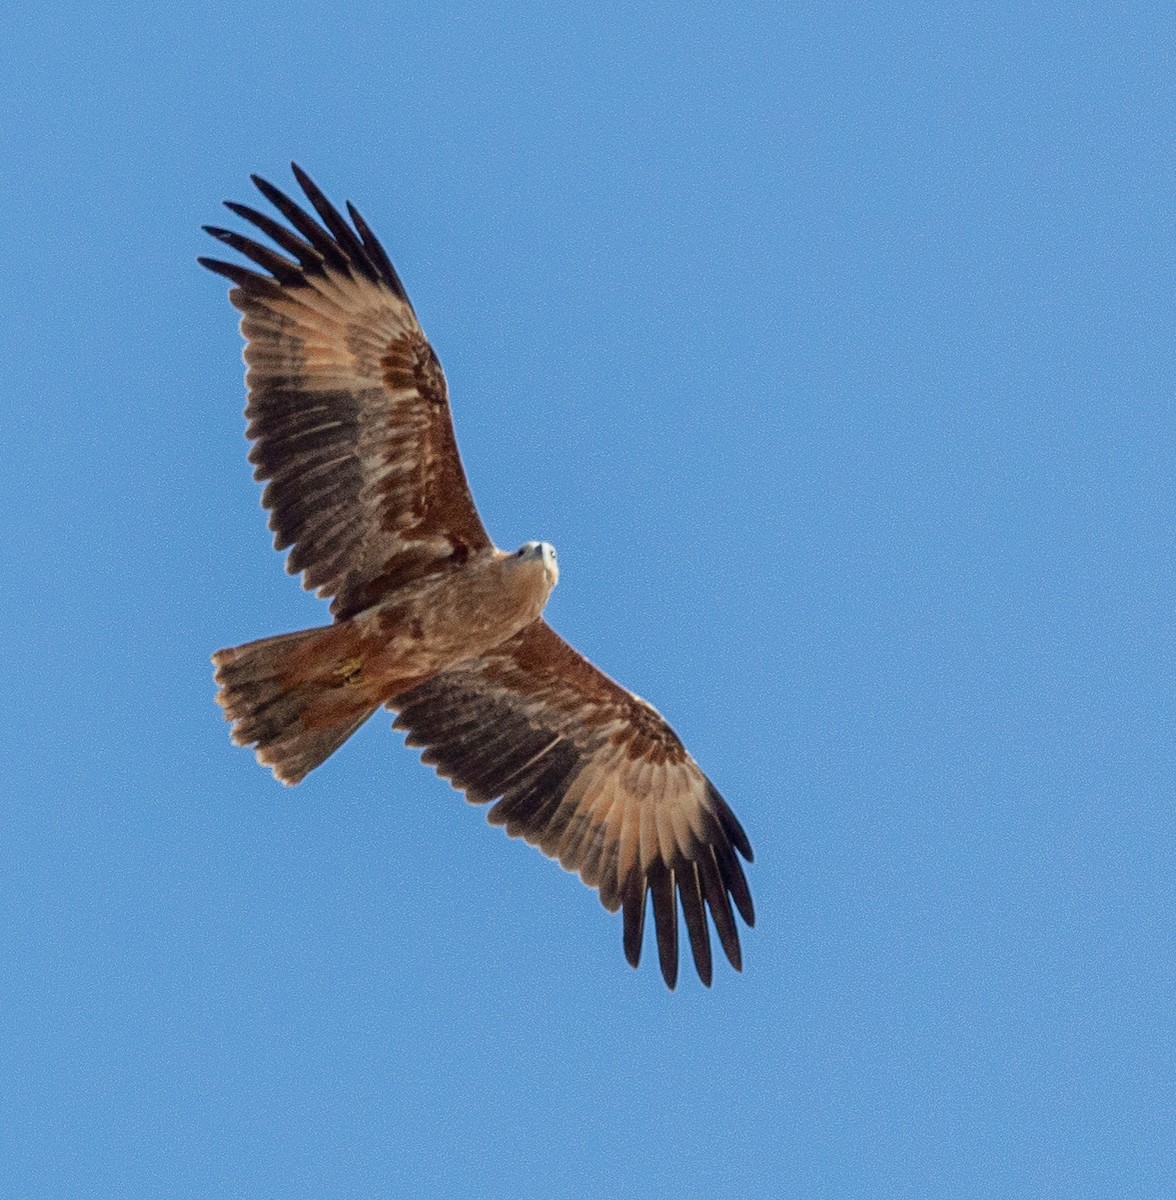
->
390, 620, 755, 988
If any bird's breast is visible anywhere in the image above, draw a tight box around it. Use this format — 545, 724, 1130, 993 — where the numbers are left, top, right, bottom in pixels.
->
357, 555, 549, 689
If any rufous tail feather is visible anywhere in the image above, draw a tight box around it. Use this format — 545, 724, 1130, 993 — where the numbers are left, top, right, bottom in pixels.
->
212, 625, 379, 785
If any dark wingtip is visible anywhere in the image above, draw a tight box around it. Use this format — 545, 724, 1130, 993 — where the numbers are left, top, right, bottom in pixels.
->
649, 861, 680, 990
220, 201, 328, 277
250, 170, 284, 204
288, 163, 380, 284
726, 937, 744, 973
725, 853, 756, 927
247, 169, 351, 276
623, 931, 642, 970
197, 255, 278, 296
699, 850, 743, 972
677, 862, 714, 986
622, 871, 646, 969
202, 225, 305, 286
205, 165, 407, 303
289, 162, 322, 206
346, 198, 411, 303
710, 786, 754, 862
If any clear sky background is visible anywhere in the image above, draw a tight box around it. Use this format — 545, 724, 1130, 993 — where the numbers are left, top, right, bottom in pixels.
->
2, 2, 1172, 1196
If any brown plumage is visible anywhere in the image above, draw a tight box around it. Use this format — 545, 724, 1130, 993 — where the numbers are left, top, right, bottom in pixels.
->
203, 165, 754, 987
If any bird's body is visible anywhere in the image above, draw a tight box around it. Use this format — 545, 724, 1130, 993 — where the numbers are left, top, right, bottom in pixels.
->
202, 166, 754, 987
213, 544, 557, 783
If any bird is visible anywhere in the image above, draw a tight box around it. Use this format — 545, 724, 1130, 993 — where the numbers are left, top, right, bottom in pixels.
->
200, 165, 754, 988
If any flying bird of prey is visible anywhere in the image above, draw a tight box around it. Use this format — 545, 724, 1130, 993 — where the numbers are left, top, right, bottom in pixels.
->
201, 165, 754, 988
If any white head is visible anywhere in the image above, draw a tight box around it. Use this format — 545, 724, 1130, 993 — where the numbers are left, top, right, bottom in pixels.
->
516, 540, 559, 587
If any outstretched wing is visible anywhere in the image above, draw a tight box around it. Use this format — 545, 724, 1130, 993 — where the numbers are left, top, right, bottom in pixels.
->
201, 165, 492, 620
390, 621, 755, 988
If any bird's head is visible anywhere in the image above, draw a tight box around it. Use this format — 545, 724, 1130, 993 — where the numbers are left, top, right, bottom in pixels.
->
515, 540, 559, 588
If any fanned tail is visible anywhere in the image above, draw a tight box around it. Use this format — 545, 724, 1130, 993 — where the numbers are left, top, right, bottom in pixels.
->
212, 624, 379, 785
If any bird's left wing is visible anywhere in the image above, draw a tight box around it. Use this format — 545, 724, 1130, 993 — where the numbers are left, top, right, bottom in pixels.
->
201, 165, 493, 620
390, 621, 755, 988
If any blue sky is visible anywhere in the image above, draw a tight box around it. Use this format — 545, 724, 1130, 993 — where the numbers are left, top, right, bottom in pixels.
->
2, 1, 1173, 1196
